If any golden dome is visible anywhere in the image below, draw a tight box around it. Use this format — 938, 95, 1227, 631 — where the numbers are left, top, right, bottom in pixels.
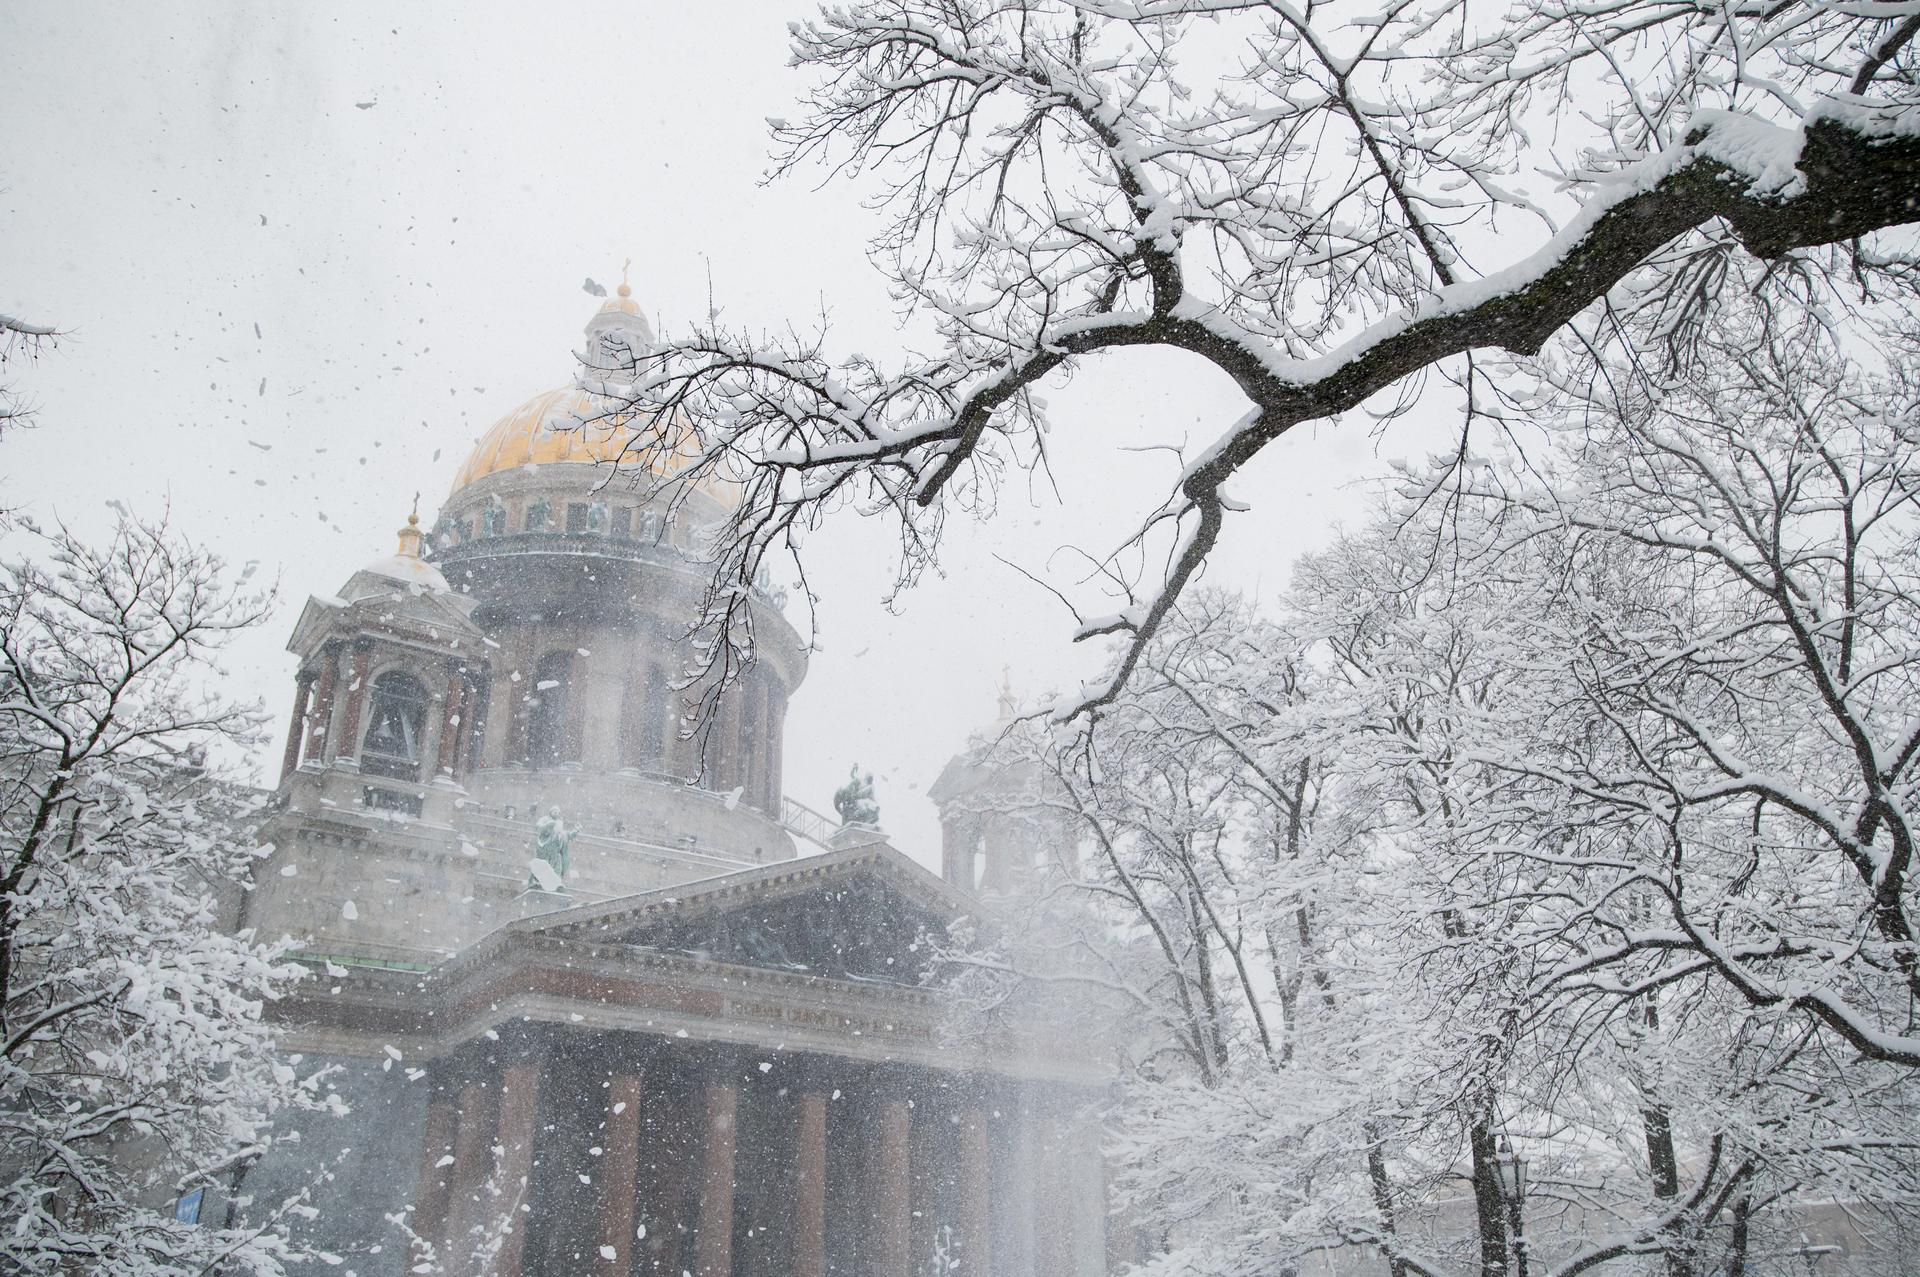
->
448, 386, 739, 506
448, 282, 740, 504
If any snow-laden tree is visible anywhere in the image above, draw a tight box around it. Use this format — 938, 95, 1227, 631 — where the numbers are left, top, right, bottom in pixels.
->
1, 312, 57, 433
1416, 284, 1920, 1266
0, 515, 326, 1277
1438, 283, 1920, 1074
606, 0, 1920, 707
1279, 509, 1919, 1277
951, 593, 1510, 1276
952, 293, 1920, 1272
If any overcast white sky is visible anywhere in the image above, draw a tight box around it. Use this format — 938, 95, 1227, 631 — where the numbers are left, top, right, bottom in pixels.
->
1, 2, 1397, 865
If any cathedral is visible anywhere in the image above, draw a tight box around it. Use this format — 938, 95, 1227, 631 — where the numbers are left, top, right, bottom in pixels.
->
234, 283, 1112, 1277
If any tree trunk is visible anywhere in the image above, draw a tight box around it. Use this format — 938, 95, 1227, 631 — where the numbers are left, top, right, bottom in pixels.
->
1723, 1196, 1750, 1277
1469, 1121, 1510, 1277
1643, 1104, 1692, 1277
1640, 1001, 1692, 1277
1365, 1121, 1409, 1277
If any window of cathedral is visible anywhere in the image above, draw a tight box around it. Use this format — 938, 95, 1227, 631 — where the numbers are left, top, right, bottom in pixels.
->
565, 502, 589, 534
611, 506, 633, 539
738, 682, 762, 807
765, 685, 786, 812
362, 785, 424, 817
463, 674, 491, 769
640, 665, 669, 765
527, 651, 574, 767
622, 662, 670, 770
525, 499, 551, 533
360, 670, 429, 781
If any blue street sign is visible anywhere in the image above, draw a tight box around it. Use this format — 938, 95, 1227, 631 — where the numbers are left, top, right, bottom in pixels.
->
175, 1188, 204, 1225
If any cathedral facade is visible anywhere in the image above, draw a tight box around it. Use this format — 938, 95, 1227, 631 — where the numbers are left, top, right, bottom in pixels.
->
237, 287, 1112, 1277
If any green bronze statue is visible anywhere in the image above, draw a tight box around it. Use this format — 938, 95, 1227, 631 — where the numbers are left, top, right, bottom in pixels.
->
833, 765, 880, 827
527, 805, 576, 892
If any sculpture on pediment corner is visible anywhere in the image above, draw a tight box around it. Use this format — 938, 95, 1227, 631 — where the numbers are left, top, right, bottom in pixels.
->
833, 764, 880, 827
528, 805, 576, 891
736, 920, 796, 968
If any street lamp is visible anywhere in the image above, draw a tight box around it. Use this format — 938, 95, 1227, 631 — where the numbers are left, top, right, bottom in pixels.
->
1493, 1136, 1529, 1277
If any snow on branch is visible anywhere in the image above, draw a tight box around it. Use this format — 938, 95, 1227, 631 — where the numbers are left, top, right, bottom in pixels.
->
615, 0, 1920, 713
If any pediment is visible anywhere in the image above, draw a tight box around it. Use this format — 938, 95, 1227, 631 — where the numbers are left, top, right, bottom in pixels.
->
287, 586, 483, 660
521, 840, 982, 986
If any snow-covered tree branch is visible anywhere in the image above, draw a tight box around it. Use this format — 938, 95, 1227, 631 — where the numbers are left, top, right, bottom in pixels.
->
1441, 284, 1920, 1074
611, 0, 1920, 708
0, 312, 57, 434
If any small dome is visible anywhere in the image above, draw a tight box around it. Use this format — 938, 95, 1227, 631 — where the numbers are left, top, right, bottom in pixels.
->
352, 552, 451, 598
345, 509, 451, 599
591, 290, 654, 336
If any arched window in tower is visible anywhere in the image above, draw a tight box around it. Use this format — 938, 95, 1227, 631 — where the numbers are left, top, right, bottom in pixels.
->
527, 651, 574, 768
361, 670, 429, 781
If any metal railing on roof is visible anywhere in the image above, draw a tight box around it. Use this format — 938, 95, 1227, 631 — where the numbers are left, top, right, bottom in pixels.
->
780, 795, 840, 850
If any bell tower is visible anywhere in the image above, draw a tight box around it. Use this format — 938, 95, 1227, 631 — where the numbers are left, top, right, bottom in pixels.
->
927, 673, 1078, 896
250, 507, 493, 963
276, 505, 489, 813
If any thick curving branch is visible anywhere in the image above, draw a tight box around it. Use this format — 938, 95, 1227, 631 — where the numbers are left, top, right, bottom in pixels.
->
1050, 110, 1920, 711
632, 95, 1920, 720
